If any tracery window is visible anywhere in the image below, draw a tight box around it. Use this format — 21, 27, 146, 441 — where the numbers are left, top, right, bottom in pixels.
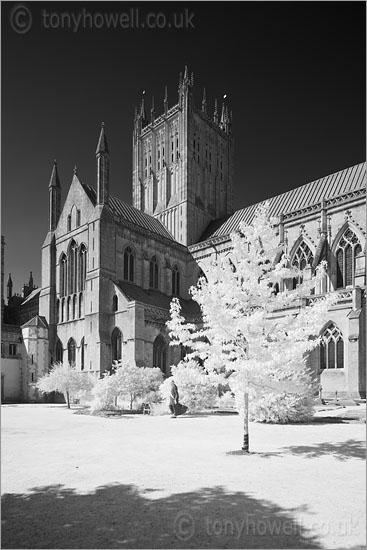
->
79, 244, 87, 291
153, 334, 167, 374
68, 240, 78, 295
291, 241, 314, 289
59, 253, 67, 297
149, 256, 159, 290
111, 328, 122, 362
336, 228, 362, 289
123, 246, 135, 282
319, 323, 344, 370
67, 338, 76, 366
172, 265, 180, 296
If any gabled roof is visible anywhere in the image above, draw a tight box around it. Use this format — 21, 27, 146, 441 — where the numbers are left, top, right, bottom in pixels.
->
21, 315, 48, 329
21, 288, 41, 306
200, 162, 366, 242
81, 182, 174, 241
114, 280, 200, 319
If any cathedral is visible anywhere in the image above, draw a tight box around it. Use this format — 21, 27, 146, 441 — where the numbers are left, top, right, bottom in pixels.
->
2, 67, 366, 402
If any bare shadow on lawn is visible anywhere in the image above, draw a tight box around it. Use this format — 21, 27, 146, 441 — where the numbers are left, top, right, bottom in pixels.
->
227, 439, 365, 461
280, 439, 366, 461
2, 483, 321, 549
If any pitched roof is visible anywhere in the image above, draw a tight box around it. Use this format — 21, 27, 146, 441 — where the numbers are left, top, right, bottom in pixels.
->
114, 280, 200, 319
200, 162, 366, 242
21, 288, 41, 306
81, 182, 174, 241
21, 315, 48, 329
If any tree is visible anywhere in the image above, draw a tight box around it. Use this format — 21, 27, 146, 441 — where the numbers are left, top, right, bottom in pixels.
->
167, 202, 338, 452
36, 362, 95, 408
91, 361, 163, 411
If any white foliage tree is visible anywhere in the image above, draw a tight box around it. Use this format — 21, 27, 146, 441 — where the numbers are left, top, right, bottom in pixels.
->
36, 362, 95, 409
91, 360, 164, 412
167, 202, 339, 452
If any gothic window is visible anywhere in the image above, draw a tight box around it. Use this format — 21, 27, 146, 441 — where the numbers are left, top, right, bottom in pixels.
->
78, 293, 83, 318
67, 338, 76, 366
56, 299, 60, 324
113, 295, 118, 312
56, 339, 63, 363
335, 228, 362, 289
68, 240, 78, 295
61, 298, 65, 323
72, 295, 77, 319
59, 253, 67, 297
172, 265, 180, 296
319, 323, 344, 370
153, 334, 167, 374
67, 215, 71, 232
80, 337, 85, 371
149, 256, 159, 290
79, 244, 87, 291
76, 209, 81, 227
123, 246, 135, 282
111, 328, 122, 362
66, 297, 71, 321
291, 241, 314, 289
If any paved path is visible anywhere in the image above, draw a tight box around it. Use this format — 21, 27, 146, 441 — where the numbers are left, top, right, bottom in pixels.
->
1, 404, 365, 549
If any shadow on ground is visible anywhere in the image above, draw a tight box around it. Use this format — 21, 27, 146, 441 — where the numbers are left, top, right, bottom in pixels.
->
2, 483, 321, 549
227, 439, 366, 461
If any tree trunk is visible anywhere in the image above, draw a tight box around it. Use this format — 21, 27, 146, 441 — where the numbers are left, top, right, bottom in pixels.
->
66, 391, 70, 409
242, 385, 249, 452
130, 396, 133, 410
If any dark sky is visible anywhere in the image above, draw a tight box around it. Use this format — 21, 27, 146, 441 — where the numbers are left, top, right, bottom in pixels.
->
2, 1, 366, 294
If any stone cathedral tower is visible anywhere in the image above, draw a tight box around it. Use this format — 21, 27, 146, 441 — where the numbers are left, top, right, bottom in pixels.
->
132, 66, 234, 246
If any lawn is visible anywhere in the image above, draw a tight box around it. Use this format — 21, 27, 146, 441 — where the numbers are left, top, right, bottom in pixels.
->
1, 404, 365, 549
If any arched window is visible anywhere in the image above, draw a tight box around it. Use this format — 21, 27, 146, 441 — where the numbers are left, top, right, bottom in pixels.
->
153, 334, 167, 374
72, 295, 77, 319
67, 215, 71, 232
59, 253, 67, 297
78, 293, 83, 318
172, 265, 180, 296
66, 297, 71, 321
67, 338, 76, 366
76, 209, 81, 227
56, 299, 60, 324
123, 246, 135, 282
61, 298, 65, 323
111, 328, 122, 362
291, 241, 314, 289
320, 323, 344, 370
80, 337, 85, 371
336, 228, 362, 289
79, 244, 87, 291
55, 339, 63, 363
113, 295, 118, 312
149, 256, 159, 289
68, 241, 78, 295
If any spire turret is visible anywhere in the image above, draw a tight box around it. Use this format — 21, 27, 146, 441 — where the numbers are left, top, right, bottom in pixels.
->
150, 96, 155, 124
96, 122, 109, 155
7, 273, 13, 300
201, 88, 207, 114
48, 159, 60, 188
164, 86, 168, 114
48, 160, 61, 231
213, 99, 219, 124
96, 122, 110, 205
